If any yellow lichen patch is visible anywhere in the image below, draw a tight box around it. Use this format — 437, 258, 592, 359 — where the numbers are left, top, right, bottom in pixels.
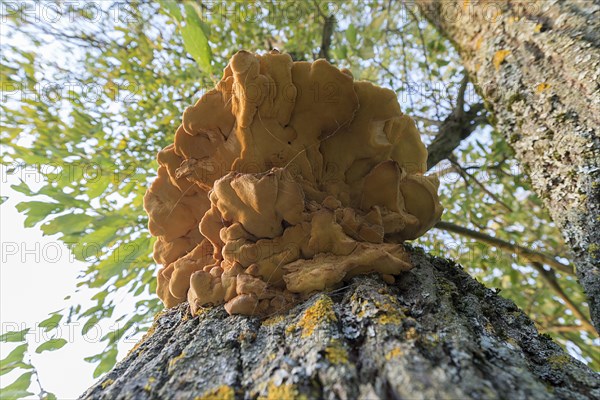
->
168, 352, 185, 370
297, 295, 337, 338
375, 294, 405, 325
474, 35, 484, 51
547, 354, 572, 369
196, 306, 211, 317
144, 377, 156, 392
259, 382, 307, 400
405, 327, 419, 340
355, 305, 368, 319
489, 9, 503, 23
385, 347, 403, 360
505, 337, 519, 349
325, 340, 349, 365
262, 315, 285, 327
419, 333, 441, 350
493, 50, 511, 71
354, 292, 405, 325
378, 313, 403, 325
534, 24, 543, 33
238, 331, 257, 342
195, 385, 235, 400
101, 379, 114, 389
285, 323, 297, 335
536, 83, 551, 93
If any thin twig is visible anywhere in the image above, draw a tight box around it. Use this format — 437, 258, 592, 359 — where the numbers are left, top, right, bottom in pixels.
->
404, 3, 442, 121
539, 324, 590, 333
449, 157, 514, 213
435, 221, 574, 276
399, 38, 415, 111
530, 261, 596, 334
413, 115, 442, 126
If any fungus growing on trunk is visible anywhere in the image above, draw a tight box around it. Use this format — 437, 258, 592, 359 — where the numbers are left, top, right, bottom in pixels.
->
144, 50, 443, 316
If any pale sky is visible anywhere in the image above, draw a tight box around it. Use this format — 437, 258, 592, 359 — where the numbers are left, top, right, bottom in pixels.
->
0, 173, 140, 398
1, 2, 596, 398
0, 8, 144, 395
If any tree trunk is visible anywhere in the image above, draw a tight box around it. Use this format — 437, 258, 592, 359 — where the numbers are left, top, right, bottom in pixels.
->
80, 249, 598, 400
415, 0, 600, 331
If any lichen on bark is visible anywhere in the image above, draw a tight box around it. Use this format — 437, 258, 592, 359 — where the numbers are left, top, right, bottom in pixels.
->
416, 0, 600, 331
80, 249, 599, 400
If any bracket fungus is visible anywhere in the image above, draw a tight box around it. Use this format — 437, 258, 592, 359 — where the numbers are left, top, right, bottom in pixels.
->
144, 50, 443, 316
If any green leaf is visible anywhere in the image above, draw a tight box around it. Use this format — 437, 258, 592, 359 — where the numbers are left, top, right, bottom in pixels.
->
346, 24, 357, 46
40, 213, 95, 236
82, 315, 100, 336
0, 361, 32, 377
0, 196, 7, 204
181, 3, 212, 73
0, 344, 32, 376
158, 0, 182, 22
91, 348, 117, 378
332, 45, 347, 60
1, 344, 28, 364
86, 175, 112, 199
370, 14, 386, 30
10, 180, 33, 196
358, 44, 375, 59
0, 328, 29, 343
15, 201, 64, 227
0, 372, 34, 400
81, 224, 119, 251
97, 237, 152, 280
38, 314, 62, 332
35, 338, 67, 353
510, 267, 520, 286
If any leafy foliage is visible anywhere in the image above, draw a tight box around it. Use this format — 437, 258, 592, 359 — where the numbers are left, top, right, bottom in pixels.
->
1, 0, 596, 394
0, 337, 54, 400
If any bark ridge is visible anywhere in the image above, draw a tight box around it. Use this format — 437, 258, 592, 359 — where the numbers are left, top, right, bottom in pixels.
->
416, 0, 600, 330
81, 249, 599, 400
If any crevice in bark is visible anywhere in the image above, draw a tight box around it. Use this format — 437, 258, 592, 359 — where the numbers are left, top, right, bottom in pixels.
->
416, 0, 600, 331
81, 249, 599, 400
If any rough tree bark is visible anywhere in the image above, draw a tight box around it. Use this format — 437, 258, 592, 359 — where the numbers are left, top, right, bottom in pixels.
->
81, 249, 599, 400
415, 0, 600, 331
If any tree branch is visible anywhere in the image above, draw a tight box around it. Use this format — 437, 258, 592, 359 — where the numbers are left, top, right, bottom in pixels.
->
425, 103, 485, 170
531, 262, 596, 334
435, 221, 574, 276
313, 0, 335, 62
455, 72, 469, 119
413, 115, 442, 126
539, 324, 591, 333
436, 221, 595, 334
